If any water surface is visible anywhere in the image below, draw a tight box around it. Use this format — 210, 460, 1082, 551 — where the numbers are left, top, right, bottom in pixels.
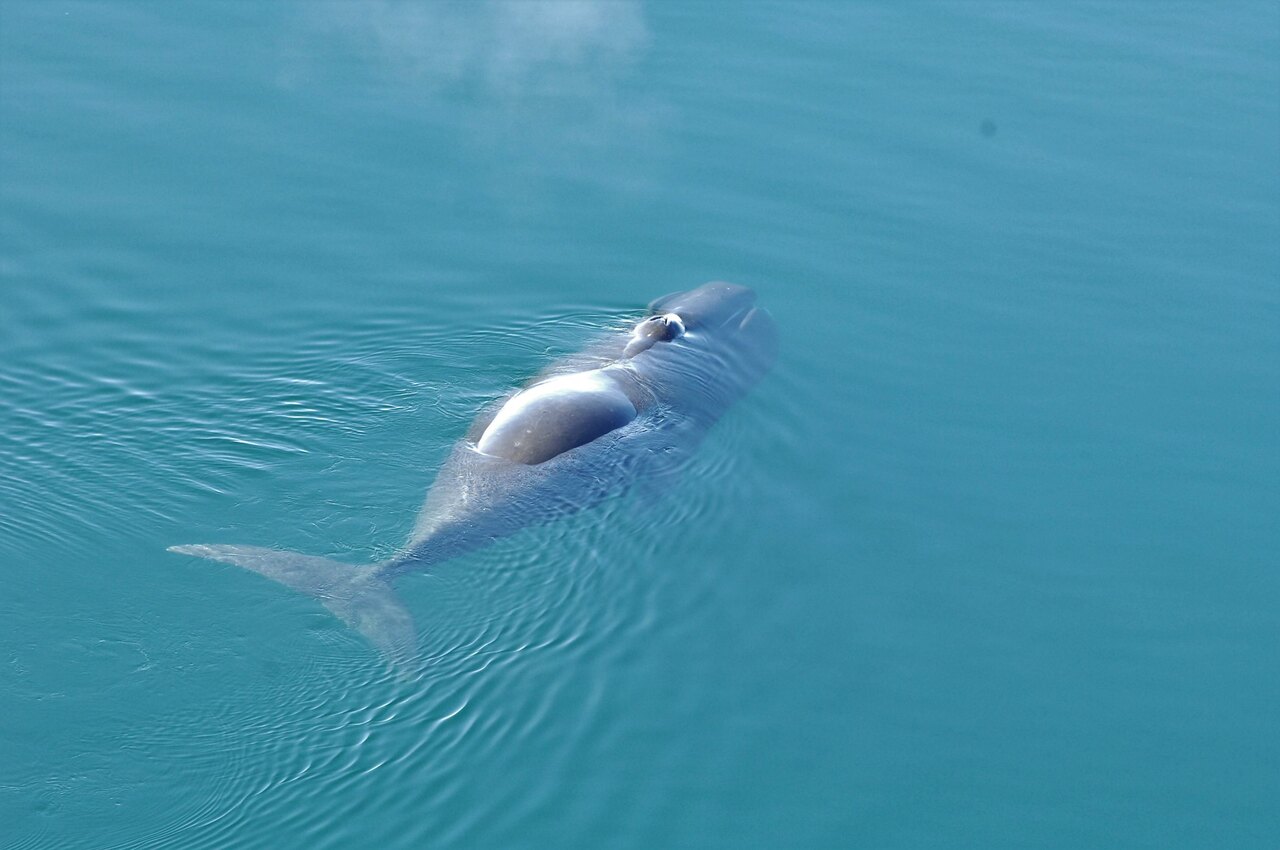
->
2, 2, 1278, 848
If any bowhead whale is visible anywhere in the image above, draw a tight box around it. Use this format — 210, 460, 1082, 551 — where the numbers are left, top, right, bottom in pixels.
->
171, 282, 776, 666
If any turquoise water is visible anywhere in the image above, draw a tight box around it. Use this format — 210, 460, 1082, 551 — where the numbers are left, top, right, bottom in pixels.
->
2, 2, 1278, 847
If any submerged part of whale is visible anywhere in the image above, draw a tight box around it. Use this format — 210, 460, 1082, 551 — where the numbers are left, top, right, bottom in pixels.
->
169, 282, 776, 669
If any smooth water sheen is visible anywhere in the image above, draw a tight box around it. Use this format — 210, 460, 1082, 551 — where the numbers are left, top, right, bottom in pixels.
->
2, 3, 1277, 848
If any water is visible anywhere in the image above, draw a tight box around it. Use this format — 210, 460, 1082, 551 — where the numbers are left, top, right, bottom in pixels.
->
2, 2, 1277, 847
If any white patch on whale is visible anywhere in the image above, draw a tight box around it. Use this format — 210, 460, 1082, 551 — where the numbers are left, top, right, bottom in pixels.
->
476, 368, 636, 459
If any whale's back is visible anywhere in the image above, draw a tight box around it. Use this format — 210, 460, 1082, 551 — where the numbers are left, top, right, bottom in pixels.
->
475, 369, 638, 465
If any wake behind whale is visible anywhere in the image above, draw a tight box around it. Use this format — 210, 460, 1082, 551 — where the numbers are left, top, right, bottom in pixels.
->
170, 282, 776, 667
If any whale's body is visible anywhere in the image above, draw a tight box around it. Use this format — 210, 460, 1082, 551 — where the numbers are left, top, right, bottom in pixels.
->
171, 282, 776, 666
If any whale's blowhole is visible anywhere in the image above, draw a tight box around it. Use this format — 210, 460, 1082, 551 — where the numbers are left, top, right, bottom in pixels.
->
623, 312, 685, 358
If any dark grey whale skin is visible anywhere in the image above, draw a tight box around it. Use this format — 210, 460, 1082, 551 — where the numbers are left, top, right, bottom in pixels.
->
169, 282, 776, 666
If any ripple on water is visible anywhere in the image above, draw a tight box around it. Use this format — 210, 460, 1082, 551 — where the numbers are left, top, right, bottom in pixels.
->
3, 296, 797, 848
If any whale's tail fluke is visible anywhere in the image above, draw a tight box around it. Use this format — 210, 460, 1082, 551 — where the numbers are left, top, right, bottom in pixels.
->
168, 544, 416, 670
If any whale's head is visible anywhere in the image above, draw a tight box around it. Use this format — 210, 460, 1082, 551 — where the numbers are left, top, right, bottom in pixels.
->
630, 281, 776, 399
648, 281, 776, 353
647, 281, 760, 331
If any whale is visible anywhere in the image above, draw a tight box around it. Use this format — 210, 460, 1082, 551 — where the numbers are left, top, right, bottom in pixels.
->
170, 282, 776, 666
